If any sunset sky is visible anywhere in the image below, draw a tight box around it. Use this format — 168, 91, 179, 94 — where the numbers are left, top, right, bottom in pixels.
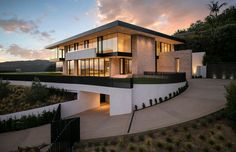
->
0, 0, 235, 62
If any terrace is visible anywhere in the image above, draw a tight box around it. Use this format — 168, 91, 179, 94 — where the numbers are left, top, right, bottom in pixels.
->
0, 72, 186, 88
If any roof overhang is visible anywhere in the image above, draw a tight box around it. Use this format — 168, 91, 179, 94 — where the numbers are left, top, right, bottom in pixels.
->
45, 20, 185, 49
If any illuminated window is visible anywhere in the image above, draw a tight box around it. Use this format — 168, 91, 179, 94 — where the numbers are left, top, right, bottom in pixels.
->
158, 42, 171, 53
67, 60, 74, 75
175, 58, 180, 72
118, 33, 131, 53
120, 58, 132, 74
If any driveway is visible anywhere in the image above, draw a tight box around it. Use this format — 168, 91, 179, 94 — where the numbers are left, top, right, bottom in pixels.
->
130, 79, 230, 133
0, 124, 50, 152
72, 79, 230, 138
0, 79, 230, 151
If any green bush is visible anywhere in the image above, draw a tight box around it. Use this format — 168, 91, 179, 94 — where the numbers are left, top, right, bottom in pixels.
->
225, 81, 236, 122
0, 110, 55, 133
25, 78, 49, 103
0, 79, 10, 99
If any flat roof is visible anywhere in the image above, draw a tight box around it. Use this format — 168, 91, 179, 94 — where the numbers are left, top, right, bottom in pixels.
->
45, 20, 185, 49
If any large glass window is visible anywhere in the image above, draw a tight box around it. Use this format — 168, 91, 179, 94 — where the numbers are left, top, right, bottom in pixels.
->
158, 42, 171, 53
97, 36, 103, 53
85, 60, 89, 76
78, 58, 110, 77
81, 60, 85, 76
56, 49, 64, 59
67, 60, 74, 75
103, 34, 117, 53
94, 58, 99, 76
77, 60, 81, 76
118, 33, 131, 53
89, 59, 94, 76
99, 58, 104, 76
56, 62, 63, 72
104, 58, 110, 76
120, 58, 132, 74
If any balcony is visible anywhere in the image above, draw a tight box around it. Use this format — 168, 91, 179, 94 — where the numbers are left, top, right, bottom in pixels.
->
65, 48, 96, 60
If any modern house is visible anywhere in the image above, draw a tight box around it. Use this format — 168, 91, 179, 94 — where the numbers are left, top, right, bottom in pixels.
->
2, 20, 191, 117
46, 20, 192, 79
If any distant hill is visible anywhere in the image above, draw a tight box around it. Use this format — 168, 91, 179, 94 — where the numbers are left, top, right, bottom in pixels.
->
0, 60, 56, 72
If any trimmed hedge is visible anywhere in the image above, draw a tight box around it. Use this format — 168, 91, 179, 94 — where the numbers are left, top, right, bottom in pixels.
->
0, 110, 55, 133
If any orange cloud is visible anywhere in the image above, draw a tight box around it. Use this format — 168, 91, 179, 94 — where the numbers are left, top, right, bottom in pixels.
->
96, 0, 232, 34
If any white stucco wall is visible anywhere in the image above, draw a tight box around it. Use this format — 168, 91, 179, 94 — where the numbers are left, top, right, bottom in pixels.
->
132, 82, 186, 109
5, 80, 186, 117
65, 48, 96, 60
7, 80, 132, 116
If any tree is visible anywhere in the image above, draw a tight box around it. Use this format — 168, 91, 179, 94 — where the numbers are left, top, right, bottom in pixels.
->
208, 1, 227, 17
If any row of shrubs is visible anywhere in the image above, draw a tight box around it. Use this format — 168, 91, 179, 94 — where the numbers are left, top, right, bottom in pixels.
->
0, 78, 76, 114
0, 110, 55, 133
134, 82, 189, 111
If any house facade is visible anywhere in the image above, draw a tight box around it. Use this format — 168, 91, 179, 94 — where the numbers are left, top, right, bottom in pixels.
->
47, 20, 192, 79
44, 20, 191, 116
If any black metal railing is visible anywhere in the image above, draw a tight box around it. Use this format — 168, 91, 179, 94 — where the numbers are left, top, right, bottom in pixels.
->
0, 74, 133, 88
0, 72, 186, 87
48, 105, 80, 152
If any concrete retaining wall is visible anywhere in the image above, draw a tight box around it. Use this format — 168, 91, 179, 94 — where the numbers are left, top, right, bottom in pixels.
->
132, 82, 186, 109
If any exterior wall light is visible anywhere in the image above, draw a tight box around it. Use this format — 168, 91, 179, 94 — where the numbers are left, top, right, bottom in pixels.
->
213, 74, 216, 79
230, 74, 234, 80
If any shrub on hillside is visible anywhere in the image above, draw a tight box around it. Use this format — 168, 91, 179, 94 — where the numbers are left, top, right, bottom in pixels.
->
0, 110, 55, 133
25, 78, 49, 103
225, 81, 236, 122
0, 79, 10, 99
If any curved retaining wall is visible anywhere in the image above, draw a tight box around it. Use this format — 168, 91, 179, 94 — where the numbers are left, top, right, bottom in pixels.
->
0, 99, 89, 121
132, 81, 186, 109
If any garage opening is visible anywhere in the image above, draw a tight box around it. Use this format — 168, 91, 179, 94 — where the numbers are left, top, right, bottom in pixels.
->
100, 94, 110, 111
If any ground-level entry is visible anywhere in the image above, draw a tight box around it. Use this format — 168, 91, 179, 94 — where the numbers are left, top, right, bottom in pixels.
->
78, 91, 110, 115
100, 94, 110, 104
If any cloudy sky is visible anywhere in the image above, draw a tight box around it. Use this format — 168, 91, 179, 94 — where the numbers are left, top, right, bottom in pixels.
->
0, 0, 235, 62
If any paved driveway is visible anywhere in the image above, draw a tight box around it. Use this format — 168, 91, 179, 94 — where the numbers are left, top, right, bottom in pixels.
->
73, 79, 230, 139
0, 79, 230, 151
130, 79, 230, 133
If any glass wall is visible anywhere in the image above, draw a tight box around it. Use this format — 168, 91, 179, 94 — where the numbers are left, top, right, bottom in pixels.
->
156, 42, 172, 55
78, 58, 110, 77
67, 60, 74, 75
103, 34, 117, 53
65, 33, 131, 54
120, 58, 132, 74
56, 48, 64, 59
118, 33, 131, 53
56, 62, 63, 72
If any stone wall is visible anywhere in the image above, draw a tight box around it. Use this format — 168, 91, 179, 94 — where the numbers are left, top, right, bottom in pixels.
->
132, 35, 156, 75
158, 50, 192, 79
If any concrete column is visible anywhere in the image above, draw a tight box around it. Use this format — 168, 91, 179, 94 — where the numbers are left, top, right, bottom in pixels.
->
132, 35, 156, 75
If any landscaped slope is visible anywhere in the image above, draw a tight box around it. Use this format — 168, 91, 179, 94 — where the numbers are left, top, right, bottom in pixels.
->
0, 79, 76, 115
74, 111, 236, 152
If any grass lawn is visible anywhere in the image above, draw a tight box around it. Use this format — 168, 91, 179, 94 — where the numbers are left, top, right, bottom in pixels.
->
74, 110, 236, 152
